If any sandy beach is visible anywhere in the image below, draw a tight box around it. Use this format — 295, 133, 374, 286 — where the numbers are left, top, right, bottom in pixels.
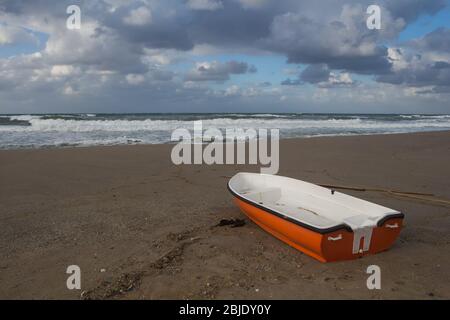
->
0, 131, 449, 299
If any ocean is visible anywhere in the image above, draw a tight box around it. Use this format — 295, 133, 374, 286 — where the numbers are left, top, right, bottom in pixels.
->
1, 113, 450, 149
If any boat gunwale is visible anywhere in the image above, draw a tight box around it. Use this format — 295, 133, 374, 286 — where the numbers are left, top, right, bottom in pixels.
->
227, 176, 404, 234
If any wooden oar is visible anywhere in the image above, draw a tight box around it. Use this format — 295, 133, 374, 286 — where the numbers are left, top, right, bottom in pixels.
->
386, 191, 450, 206
318, 183, 450, 206
318, 183, 434, 196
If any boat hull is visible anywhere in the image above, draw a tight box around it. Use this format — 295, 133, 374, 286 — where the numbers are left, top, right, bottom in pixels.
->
233, 197, 403, 262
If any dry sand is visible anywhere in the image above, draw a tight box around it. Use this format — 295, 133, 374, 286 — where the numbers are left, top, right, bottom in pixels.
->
0, 131, 449, 299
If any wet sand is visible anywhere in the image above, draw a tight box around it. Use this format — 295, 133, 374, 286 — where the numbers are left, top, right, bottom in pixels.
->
0, 131, 449, 299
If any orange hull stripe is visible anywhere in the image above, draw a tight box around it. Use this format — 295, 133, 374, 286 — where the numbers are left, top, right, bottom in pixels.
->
234, 198, 402, 262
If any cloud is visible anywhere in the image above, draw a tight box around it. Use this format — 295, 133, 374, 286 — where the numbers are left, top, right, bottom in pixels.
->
263, 5, 401, 74
384, 0, 446, 24
126, 73, 146, 85
323, 72, 355, 88
377, 53, 450, 88
51, 65, 76, 77
187, 0, 223, 11
375, 29, 450, 92
122, 6, 152, 26
0, 23, 38, 45
0, 0, 449, 114
235, 0, 268, 9
300, 64, 330, 84
409, 27, 450, 54
282, 64, 355, 88
185, 60, 257, 82
103, 1, 193, 50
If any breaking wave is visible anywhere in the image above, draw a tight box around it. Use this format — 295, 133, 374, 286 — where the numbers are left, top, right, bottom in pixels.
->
1, 113, 449, 149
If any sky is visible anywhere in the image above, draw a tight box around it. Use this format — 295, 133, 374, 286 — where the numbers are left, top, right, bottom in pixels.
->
0, 0, 449, 114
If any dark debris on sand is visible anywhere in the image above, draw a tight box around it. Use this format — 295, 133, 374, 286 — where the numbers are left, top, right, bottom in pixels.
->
215, 218, 246, 228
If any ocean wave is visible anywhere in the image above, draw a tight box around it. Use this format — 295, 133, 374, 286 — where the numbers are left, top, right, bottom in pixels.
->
0, 116, 32, 126
1, 113, 450, 149
1, 116, 450, 133
400, 114, 450, 120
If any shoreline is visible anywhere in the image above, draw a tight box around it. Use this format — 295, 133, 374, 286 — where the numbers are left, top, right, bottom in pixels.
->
2, 129, 450, 152
1, 130, 449, 299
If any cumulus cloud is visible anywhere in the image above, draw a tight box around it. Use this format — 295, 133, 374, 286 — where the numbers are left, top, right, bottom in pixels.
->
300, 64, 330, 84
375, 28, 450, 92
282, 64, 355, 88
324, 72, 355, 87
126, 73, 146, 85
122, 6, 152, 26
0, 23, 38, 45
235, 0, 268, 9
377, 49, 450, 88
263, 6, 399, 74
185, 60, 257, 82
51, 65, 76, 77
383, 0, 446, 24
0, 0, 449, 113
187, 0, 223, 11
409, 27, 450, 54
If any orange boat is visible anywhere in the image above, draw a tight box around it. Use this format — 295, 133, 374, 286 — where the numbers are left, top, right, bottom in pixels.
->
228, 173, 404, 262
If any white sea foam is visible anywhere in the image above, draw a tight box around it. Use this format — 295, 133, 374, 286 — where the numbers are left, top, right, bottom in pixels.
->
1, 114, 449, 149
1, 117, 449, 132
9, 115, 42, 121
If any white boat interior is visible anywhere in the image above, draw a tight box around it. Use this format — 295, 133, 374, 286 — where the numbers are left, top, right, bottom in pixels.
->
228, 172, 401, 231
